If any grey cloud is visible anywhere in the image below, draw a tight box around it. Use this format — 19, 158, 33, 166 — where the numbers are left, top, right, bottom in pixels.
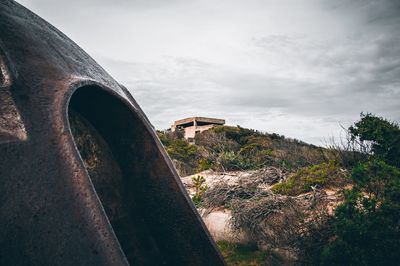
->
98, 56, 229, 127
15, 0, 400, 145
18, 0, 183, 9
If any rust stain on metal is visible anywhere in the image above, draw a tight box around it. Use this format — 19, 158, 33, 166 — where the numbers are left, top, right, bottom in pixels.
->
0, 54, 12, 87
0, 48, 27, 143
0, 1, 225, 265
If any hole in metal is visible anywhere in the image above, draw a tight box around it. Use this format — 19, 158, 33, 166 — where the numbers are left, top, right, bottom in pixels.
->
68, 86, 165, 265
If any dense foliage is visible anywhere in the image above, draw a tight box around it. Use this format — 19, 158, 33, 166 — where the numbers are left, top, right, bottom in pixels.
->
321, 114, 400, 265
349, 113, 400, 167
272, 160, 349, 196
158, 114, 400, 265
191, 175, 208, 206
157, 125, 331, 175
216, 241, 280, 266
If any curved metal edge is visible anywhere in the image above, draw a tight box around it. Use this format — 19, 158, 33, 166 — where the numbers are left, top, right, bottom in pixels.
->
55, 79, 130, 265
61, 79, 226, 264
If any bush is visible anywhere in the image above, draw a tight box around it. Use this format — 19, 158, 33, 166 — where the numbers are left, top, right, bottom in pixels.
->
321, 160, 400, 265
191, 175, 208, 206
157, 130, 205, 175
349, 113, 400, 167
196, 157, 213, 172
159, 125, 335, 175
216, 240, 281, 266
271, 179, 295, 196
272, 160, 349, 196
320, 114, 400, 265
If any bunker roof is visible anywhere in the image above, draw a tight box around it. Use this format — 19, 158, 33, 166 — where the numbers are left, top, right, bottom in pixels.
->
173, 117, 225, 127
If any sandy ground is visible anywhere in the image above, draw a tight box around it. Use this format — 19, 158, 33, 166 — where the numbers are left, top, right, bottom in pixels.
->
181, 169, 344, 243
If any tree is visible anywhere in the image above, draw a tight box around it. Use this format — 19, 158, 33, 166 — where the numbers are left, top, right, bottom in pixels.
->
349, 113, 400, 167
321, 114, 400, 265
192, 175, 208, 206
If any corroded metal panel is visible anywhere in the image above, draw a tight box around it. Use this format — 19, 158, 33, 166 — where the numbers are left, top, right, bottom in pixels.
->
0, 1, 224, 265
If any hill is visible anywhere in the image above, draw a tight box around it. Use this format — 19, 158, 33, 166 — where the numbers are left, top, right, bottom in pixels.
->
157, 114, 400, 265
157, 125, 354, 264
157, 125, 342, 176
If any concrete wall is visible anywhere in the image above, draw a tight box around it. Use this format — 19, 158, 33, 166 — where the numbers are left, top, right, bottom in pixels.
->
171, 117, 225, 140
184, 124, 216, 140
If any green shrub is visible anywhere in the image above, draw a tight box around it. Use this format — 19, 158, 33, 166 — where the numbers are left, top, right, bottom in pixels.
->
191, 175, 208, 206
319, 114, 400, 265
216, 240, 281, 266
349, 113, 400, 167
272, 160, 349, 195
159, 125, 333, 175
166, 139, 198, 161
271, 178, 295, 195
321, 160, 400, 265
217, 151, 243, 170
196, 157, 213, 172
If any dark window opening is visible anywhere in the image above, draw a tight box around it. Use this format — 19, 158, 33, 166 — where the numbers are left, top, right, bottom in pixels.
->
176, 121, 194, 128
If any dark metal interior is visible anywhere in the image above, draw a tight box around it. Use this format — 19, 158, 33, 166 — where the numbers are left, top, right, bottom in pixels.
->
0, 1, 225, 264
69, 91, 166, 265
68, 86, 165, 265
67, 86, 224, 265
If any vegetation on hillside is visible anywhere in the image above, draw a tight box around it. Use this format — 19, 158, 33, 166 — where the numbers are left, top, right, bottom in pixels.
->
216, 241, 282, 266
320, 113, 400, 265
191, 175, 208, 206
157, 125, 335, 176
272, 160, 349, 196
158, 113, 400, 265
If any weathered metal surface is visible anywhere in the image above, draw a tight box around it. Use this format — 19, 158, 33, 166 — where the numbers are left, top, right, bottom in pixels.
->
0, 1, 225, 265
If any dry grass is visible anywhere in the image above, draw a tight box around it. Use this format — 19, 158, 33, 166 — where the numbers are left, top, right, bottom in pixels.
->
201, 167, 285, 209
200, 168, 340, 264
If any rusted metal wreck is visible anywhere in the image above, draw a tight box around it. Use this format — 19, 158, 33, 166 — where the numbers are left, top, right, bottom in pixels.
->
0, 1, 224, 265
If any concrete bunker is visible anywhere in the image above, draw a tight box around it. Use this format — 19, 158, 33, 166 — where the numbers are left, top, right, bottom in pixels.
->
171, 117, 225, 142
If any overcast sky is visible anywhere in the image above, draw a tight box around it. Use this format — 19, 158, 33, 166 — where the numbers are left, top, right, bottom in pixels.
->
17, 0, 400, 145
